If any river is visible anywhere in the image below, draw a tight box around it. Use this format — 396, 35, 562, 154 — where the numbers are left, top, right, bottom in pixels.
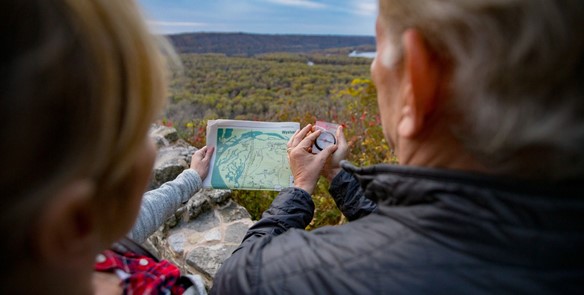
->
348, 51, 376, 59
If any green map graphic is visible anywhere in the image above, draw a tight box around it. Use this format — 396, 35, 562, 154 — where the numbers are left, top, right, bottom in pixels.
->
211, 128, 293, 190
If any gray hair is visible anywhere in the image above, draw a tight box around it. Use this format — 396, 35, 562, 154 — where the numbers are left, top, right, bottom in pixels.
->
379, 0, 584, 180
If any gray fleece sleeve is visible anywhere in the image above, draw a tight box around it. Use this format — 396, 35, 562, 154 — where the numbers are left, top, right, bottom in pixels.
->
128, 169, 202, 244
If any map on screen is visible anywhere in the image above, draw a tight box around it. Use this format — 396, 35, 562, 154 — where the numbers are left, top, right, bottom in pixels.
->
204, 120, 300, 191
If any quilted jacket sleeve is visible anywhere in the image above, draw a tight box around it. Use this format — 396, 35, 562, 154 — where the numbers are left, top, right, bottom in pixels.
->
210, 187, 314, 294
328, 169, 377, 221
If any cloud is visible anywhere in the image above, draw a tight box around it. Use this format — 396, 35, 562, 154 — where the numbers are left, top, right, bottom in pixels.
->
148, 21, 208, 27
266, 0, 326, 9
354, 0, 376, 16
147, 20, 210, 34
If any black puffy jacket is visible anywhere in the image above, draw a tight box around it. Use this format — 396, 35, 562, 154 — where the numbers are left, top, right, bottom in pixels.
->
211, 161, 584, 294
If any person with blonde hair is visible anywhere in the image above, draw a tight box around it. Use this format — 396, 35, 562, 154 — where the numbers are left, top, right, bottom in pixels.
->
0, 0, 211, 293
212, 0, 584, 293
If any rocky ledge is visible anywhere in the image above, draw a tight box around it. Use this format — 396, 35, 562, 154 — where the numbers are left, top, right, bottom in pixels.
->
145, 124, 254, 288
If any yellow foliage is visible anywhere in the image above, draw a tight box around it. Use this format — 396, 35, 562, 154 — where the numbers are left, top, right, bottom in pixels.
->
169, 54, 397, 228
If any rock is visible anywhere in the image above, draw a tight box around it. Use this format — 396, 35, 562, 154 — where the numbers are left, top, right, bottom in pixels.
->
142, 237, 161, 258
156, 146, 190, 165
165, 213, 179, 228
168, 232, 186, 255
225, 222, 249, 244
187, 193, 212, 220
162, 207, 187, 229
175, 207, 186, 220
149, 125, 198, 189
186, 244, 239, 277
145, 123, 254, 288
202, 228, 222, 242
218, 200, 252, 223
150, 124, 179, 147
185, 211, 220, 232
207, 190, 232, 205
150, 148, 188, 188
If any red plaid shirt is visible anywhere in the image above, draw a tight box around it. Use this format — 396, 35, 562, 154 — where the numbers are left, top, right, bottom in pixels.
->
94, 249, 189, 294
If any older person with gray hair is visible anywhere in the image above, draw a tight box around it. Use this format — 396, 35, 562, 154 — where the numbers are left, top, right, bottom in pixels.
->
211, 0, 584, 294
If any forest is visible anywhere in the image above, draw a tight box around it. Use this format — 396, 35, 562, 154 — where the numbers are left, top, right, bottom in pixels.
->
168, 32, 375, 56
163, 51, 394, 228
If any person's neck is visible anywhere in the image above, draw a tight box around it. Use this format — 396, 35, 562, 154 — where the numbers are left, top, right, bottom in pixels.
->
396, 125, 489, 174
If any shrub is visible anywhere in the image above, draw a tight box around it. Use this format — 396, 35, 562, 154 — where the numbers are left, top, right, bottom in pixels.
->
167, 53, 396, 228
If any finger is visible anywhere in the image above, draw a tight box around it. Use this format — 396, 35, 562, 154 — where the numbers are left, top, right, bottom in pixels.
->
193, 147, 207, 161
317, 143, 338, 161
291, 124, 312, 147
204, 146, 215, 161
297, 129, 321, 149
198, 146, 207, 155
287, 129, 300, 147
293, 124, 312, 146
336, 126, 348, 149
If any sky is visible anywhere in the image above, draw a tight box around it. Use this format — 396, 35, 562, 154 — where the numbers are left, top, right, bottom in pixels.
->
138, 0, 377, 36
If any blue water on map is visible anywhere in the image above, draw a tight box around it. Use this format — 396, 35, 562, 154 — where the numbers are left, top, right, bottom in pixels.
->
211, 128, 288, 189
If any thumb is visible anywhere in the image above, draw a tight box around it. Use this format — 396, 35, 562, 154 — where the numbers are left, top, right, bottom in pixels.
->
336, 126, 347, 148
317, 144, 338, 161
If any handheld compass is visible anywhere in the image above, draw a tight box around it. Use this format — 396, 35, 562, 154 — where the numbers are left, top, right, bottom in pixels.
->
311, 121, 340, 154
314, 130, 337, 151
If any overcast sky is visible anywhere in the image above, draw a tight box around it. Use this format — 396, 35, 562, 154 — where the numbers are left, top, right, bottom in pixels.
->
139, 0, 377, 36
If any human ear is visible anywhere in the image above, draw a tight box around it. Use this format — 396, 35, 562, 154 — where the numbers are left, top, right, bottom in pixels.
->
397, 29, 442, 138
34, 179, 98, 268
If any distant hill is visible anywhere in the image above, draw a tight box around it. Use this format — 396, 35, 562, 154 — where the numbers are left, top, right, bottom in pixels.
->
167, 32, 375, 56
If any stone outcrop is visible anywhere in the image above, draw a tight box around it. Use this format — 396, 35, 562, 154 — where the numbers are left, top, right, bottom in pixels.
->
149, 124, 197, 189
145, 124, 253, 289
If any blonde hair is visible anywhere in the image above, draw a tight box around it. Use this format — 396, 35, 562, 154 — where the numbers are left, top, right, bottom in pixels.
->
378, 0, 584, 179
0, 0, 171, 259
